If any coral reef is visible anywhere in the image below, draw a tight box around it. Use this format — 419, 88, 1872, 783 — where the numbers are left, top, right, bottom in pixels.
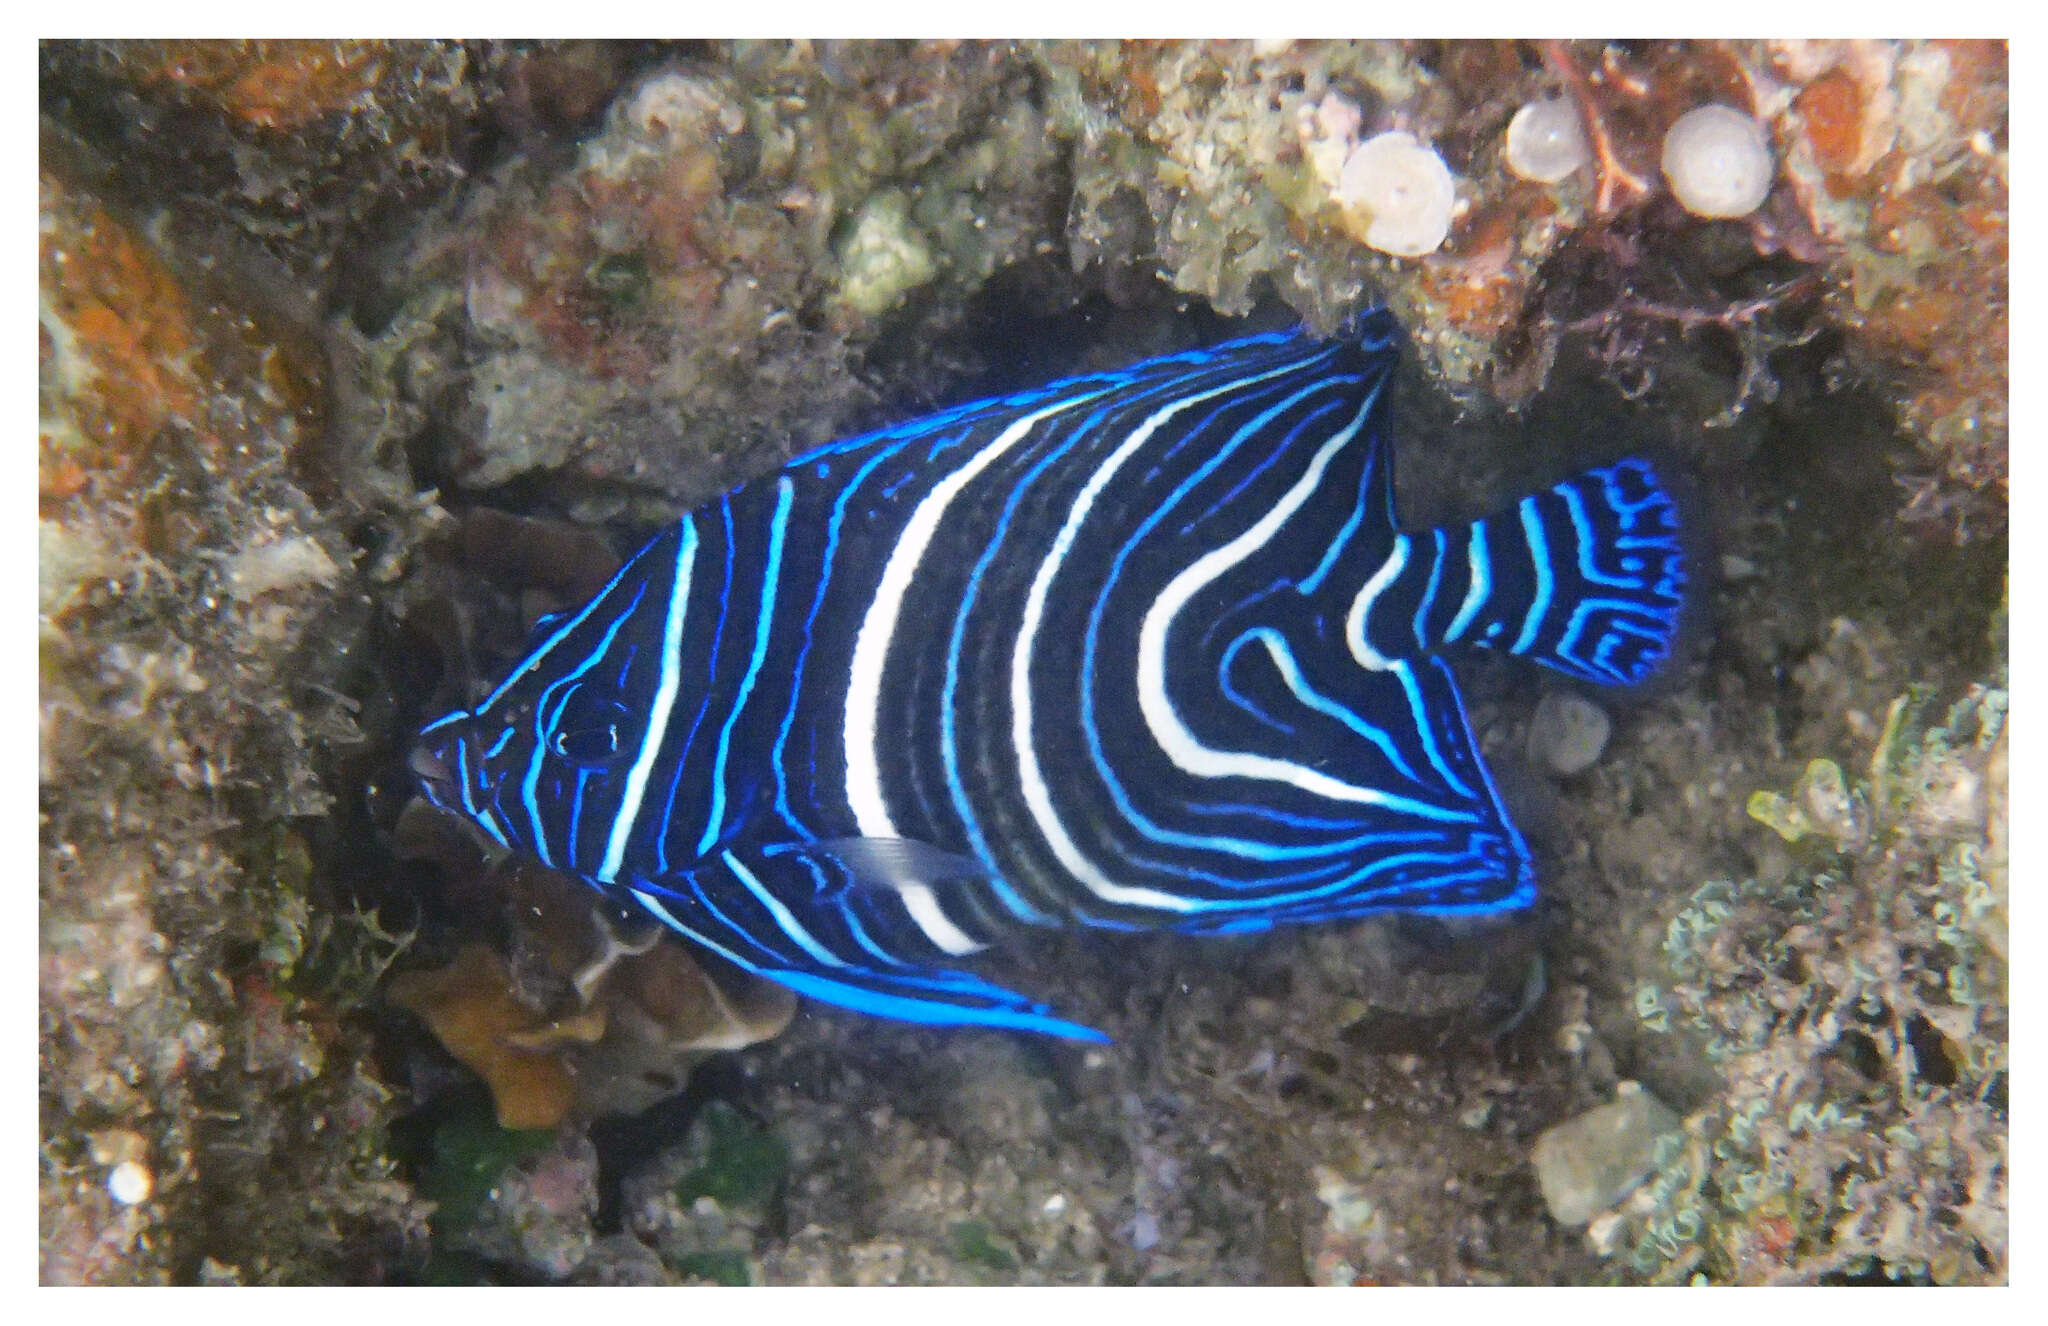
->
40, 39, 2004, 1286
1770, 41, 2007, 538
1610, 677, 2006, 1283
1037, 40, 2005, 535
341, 42, 1067, 518
39, 125, 431, 1282
40, 40, 479, 286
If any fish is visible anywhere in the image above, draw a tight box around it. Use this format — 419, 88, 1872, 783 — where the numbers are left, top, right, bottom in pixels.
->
412, 311, 1686, 1042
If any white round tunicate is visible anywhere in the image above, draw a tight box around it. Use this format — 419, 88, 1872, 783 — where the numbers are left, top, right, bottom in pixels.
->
1505, 98, 1589, 184
108, 1160, 153, 1206
1661, 104, 1775, 219
1527, 692, 1612, 777
1338, 131, 1457, 257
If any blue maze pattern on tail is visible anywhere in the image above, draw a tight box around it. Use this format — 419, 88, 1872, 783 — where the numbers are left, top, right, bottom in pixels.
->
1505, 460, 1686, 685
1348, 458, 1687, 688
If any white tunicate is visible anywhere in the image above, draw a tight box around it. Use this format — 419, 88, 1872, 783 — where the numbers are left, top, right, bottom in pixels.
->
1504, 98, 1590, 184
1527, 691, 1612, 776
1661, 104, 1775, 219
1338, 131, 1457, 257
107, 1160, 153, 1206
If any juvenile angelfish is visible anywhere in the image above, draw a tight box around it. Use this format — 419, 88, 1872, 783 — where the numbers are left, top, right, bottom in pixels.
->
414, 312, 1685, 1041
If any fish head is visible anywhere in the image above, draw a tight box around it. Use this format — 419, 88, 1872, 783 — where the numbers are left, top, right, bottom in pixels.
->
410, 537, 687, 871
411, 658, 648, 864
409, 703, 528, 848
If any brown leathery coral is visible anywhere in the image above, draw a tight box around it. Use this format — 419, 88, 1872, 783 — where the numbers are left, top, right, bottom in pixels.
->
387, 854, 794, 1130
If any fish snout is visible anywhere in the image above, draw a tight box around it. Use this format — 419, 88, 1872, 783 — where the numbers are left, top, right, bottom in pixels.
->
409, 732, 462, 811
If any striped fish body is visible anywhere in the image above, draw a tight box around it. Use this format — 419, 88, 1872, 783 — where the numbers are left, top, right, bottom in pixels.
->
415, 312, 1686, 1040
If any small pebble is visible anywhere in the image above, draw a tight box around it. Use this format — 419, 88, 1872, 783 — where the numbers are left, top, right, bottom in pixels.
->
1527, 692, 1612, 776
1529, 1082, 1681, 1226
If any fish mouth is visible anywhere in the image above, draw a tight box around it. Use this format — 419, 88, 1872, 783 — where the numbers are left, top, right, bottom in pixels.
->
408, 741, 458, 810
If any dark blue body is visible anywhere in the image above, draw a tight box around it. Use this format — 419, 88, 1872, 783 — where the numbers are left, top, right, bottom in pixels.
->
415, 314, 1686, 1040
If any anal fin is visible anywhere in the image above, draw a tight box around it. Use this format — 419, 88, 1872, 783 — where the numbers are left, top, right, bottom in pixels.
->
615, 845, 1107, 1043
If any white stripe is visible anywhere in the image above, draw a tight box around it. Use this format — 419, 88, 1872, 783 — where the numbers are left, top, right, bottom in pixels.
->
1443, 521, 1490, 644
596, 522, 697, 884
1016, 365, 1342, 913
1345, 533, 1409, 671
1512, 497, 1552, 655
896, 882, 986, 955
844, 392, 1110, 837
1137, 404, 1458, 820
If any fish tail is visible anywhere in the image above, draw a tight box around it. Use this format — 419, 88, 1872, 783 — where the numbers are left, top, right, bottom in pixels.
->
1423, 459, 1687, 685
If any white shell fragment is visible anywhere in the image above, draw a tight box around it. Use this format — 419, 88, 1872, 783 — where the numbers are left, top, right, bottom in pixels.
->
1661, 104, 1775, 218
1504, 98, 1590, 184
1338, 131, 1457, 257
1527, 691, 1612, 776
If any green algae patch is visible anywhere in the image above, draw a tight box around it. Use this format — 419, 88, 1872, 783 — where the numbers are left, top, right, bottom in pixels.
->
949, 1219, 1020, 1272
673, 1250, 754, 1286
675, 1102, 789, 1211
418, 1104, 558, 1236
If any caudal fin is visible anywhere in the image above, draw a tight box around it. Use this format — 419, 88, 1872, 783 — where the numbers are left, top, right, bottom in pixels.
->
1440, 459, 1687, 686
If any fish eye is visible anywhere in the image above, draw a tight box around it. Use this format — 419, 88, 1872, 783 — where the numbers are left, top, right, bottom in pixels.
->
553, 724, 621, 764
549, 687, 633, 769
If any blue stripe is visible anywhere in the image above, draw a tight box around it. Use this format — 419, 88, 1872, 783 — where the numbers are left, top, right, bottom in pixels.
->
647, 510, 738, 873
1392, 663, 1476, 801
1413, 527, 1445, 649
721, 849, 846, 970
1236, 628, 1432, 789
474, 553, 642, 716
1298, 444, 1379, 596
698, 478, 794, 857
518, 581, 647, 867
772, 440, 918, 827
768, 969, 1110, 1042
